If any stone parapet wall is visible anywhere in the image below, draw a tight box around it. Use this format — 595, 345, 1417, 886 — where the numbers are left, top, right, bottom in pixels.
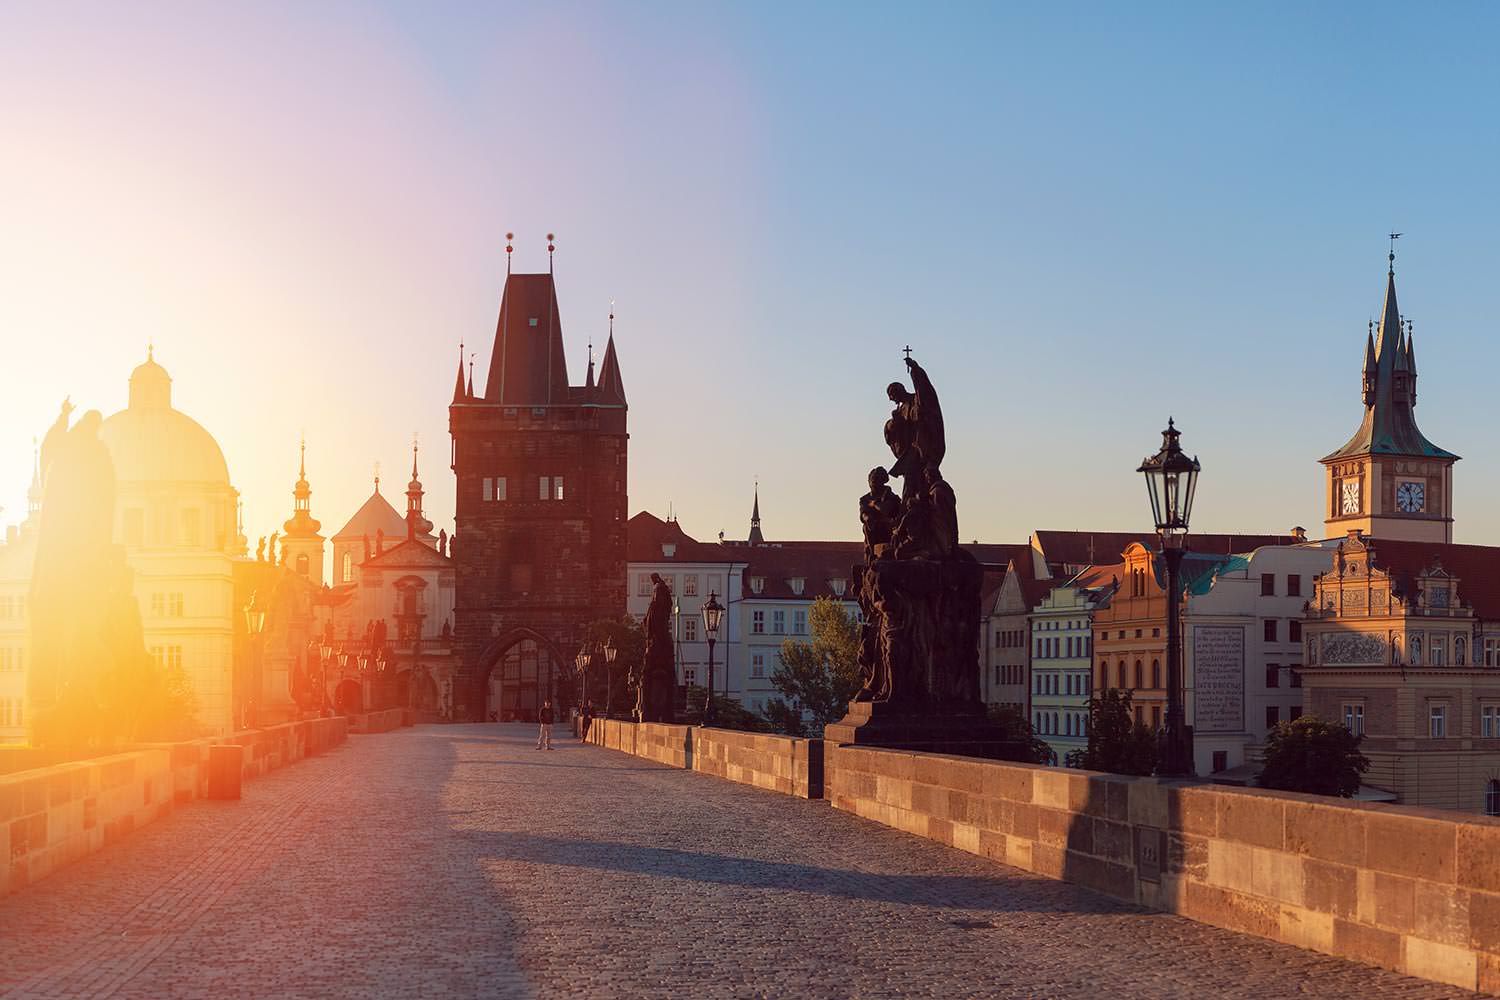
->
827, 743, 1500, 994
581, 720, 824, 799
1, 717, 348, 899
347, 709, 405, 735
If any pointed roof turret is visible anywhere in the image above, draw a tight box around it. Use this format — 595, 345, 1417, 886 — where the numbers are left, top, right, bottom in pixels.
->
1323, 255, 1456, 463
405, 437, 434, 543
748, 484, 764, 546
283, 438, 322, 538
596, 332, 626, 404
482, 272, 570, 404
452, 341, 468, 403
26, 437, 41, 519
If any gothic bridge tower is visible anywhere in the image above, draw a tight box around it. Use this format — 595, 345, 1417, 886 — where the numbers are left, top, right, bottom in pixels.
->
1320, 252, 1458, 542
448, 239, 628, 721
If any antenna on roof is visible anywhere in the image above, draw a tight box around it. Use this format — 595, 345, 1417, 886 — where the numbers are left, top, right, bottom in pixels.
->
505, 232, 514, 275
547, 232, 556, 273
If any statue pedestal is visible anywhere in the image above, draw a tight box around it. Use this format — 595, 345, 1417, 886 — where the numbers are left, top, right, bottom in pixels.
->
824, 701, 1026, 761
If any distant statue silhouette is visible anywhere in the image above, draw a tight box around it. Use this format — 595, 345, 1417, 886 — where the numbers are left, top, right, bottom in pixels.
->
256, 537, 266, 562
38, 397, 74, 487
268, 531, 279, 565
439, 529, 448, 557
29, 410, 149, 747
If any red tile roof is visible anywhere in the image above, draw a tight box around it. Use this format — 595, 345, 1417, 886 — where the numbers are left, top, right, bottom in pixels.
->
1032, 530, 1301, 572
627, 512, 743, 564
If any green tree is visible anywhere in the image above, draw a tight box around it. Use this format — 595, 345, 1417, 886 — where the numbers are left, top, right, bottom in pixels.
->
1257, 715, 1370, 797
682, 685, 767, 732
986, 704, 1056, 765
760, 597, 863, 734
583, 616, 645, 717
1068, 689, 1158, 776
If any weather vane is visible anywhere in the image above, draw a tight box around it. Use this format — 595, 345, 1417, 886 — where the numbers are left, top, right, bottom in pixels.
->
1388, 231, 1402, 270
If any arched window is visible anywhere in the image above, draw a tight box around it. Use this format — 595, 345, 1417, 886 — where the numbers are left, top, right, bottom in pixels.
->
296, 553, 310, 576
1487, 780, 1500, 817
1117, 662, 1127, 688
1134, 660, 1144, 689
342, 552, 353, 583
1052, 712, 1059, 734
1151, 660, 1161, 688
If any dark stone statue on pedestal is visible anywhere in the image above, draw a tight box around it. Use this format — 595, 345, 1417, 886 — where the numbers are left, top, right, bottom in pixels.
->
826, 355, 1008, 757
637, 573, 677, 723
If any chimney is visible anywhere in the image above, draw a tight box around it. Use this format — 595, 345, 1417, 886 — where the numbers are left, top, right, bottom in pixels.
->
1291, 526, 1307, 542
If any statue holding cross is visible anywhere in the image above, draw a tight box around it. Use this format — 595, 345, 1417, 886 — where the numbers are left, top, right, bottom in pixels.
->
883, 349, 946, 500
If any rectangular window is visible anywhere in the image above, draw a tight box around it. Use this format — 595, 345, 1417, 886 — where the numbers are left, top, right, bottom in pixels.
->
169, 593, 183, 617
772, 610, 785, 635
1265, 705, 1280, 729
708, 575, 723, 598
1288, 575, 1302, 597
1261, 573, 1275, 596
1430, 638, 1446, 667
483, 477, 494, 502
1289, 620, 1302, 643
150, 592, 164, 617
1290, 706, 1303, 721
495, 476, 507, 501
1482, 705, 1499, 739
1134, 706, 1144, 726
1151, 706, 1161, 730
1265, 664, 1280, 688
1263, 619, 1278, 643
638, 575, 653, 597
1289, 667, 1302, 689
751, 653, 765, 679
683, 574, 698, 597
683, 617, 698, 642
1429, 704, 1447, 739
553, 476, 565, 501
793, 610, 807, 635
538, 476, 551, 501
1486, 639, 1500, 667
1343, 703, 1365, 736
752, 611, 765, 635
683, 667, 696, 686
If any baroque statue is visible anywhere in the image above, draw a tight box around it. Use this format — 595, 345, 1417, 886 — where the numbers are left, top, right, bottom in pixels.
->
637, 572, 676, 723
828, 354, 995, 754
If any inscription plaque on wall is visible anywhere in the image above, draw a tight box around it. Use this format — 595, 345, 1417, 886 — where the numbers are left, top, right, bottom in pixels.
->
1192, 625, 1244, 734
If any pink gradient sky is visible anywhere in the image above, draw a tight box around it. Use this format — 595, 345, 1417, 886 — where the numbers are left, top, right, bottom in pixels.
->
4, 4, 1500, 549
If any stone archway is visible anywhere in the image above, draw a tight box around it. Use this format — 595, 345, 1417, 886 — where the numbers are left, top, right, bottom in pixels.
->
476, 627, 569, 723
334, 678, 363, 715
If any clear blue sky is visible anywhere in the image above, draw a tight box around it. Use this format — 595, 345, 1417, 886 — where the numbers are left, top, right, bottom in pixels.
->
2, 2, 1498, 546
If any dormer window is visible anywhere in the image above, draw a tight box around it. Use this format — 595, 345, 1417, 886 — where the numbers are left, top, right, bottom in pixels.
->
749, 576, 765, 594
829, 578, 847, 596
789, 577, 805, 596
661, 542, 677, 558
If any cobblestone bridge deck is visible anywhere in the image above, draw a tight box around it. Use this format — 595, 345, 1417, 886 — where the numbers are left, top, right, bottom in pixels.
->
0, 725, 1474, 999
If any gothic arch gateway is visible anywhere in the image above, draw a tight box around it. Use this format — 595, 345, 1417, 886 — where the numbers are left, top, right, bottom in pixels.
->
476, 626, 569, 723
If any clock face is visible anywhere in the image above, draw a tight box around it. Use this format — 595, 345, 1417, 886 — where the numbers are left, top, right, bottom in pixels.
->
1340, 480, 1360, 515
1396, 480, 1426, 513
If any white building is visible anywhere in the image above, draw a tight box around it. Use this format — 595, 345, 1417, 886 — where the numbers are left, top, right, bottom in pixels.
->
1030, 567, 1116, 763
97, 352, 244, 736
0, 452, 41, 742
1184, 543, 1334, 777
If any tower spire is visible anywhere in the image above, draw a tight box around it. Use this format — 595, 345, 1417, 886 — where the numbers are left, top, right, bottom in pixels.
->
452, 340, 468, 403
405, 432, 431, 543
748, 481, 764, 546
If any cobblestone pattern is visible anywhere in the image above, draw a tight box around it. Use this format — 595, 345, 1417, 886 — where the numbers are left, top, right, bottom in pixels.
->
0, 725, 1479, 999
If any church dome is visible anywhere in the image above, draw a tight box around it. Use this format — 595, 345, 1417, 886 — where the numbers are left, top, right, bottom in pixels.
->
99, 352, 232, 486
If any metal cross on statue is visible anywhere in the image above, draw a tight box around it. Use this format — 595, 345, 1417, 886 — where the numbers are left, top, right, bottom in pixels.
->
902, 344, 912, 361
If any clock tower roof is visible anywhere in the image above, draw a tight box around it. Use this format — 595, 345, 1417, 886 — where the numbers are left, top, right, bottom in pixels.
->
1321, 263, 1458, 464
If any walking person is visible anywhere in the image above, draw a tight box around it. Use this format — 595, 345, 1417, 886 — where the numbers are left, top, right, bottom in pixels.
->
536, 699, 554, 750
580, 699, 594, 742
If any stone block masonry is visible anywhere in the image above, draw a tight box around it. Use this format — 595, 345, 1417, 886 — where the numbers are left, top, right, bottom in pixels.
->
1, 716, 347, 898
589, 719, 1499, 994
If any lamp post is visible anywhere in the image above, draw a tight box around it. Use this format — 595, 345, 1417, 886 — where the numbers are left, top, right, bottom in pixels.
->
243, 591, 268, 730
317, 641, 332, 718
603, 638, 618, 718
701, 591, 725, 727
1138, 418, 1201, 778
334, 649, 348, 718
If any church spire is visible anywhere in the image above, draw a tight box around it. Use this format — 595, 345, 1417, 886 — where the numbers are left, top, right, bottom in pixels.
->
748, 483, 764, 546
452, 340, 468, 403
26, 437, 41, 519
406, 435, 433, 543
596, 308, 626, 404
284, 437, 321, 538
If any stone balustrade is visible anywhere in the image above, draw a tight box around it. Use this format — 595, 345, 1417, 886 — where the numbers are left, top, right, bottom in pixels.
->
1, 716, 348, 898
585, 718, 1500, 993
347, 708, 407, 734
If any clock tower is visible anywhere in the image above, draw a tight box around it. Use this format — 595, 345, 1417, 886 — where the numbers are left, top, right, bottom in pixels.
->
1320, 255, 1458, 542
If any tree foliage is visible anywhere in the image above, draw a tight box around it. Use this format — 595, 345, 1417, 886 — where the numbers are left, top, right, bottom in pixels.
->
582, 616, 645, 715
1068, 689, 1158, 776
986, 704, 1056, 765
760, 597, 863, 734
682, 685, 768, 732
1257, 715, 1370, 797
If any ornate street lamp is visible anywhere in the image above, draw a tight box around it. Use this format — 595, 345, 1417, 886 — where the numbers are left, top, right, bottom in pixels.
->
701, 591, 725, 727
603, 637, 618, 719
318, 640, 333, 718
1138, 418, 1201, 777
243, 592, 268, 730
